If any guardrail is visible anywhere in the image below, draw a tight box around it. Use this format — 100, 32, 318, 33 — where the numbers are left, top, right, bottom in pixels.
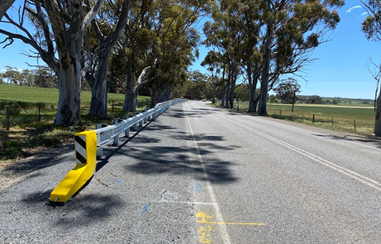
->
49, 99, 185, 204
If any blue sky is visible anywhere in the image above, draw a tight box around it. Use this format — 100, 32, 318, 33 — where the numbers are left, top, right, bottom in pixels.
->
0, 2, 380, 99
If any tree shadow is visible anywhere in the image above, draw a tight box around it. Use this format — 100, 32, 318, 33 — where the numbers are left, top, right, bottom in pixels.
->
20, 190, 124, 228
0, 144, 74, 177
123, 132, 240, 184
314, 133, 381, 149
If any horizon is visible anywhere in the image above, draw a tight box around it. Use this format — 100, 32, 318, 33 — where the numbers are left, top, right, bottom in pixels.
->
0, 2, 380, 100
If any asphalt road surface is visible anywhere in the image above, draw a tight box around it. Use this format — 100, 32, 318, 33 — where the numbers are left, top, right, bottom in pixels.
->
1, 100, 381, 243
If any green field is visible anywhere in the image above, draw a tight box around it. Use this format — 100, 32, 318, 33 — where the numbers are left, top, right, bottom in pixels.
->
0, 84, 152, 162
234, 101, 375, 135
0, 83, 148, 105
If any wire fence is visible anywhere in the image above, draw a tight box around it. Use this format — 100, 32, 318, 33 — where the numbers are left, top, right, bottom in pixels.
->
0, 100, 151, 130
231, 104, 375, 135
267, 109, 374, 134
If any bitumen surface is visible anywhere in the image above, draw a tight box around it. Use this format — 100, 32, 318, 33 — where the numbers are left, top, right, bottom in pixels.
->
2, 101, 381, 244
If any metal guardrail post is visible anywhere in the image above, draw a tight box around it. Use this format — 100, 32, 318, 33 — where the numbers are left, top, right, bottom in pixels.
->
139, 111, 143, 127
125, 115, 130, 137
144, 109, 148, 123
113, 118, 120, 146
132, 112, 138, 131
96, 124, 105, 157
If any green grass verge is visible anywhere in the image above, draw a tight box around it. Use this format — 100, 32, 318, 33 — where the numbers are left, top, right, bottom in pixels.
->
0, 84, 151, 163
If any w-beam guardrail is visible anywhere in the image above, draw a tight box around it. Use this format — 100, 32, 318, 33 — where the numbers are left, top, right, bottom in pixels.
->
49, 99, 185, 203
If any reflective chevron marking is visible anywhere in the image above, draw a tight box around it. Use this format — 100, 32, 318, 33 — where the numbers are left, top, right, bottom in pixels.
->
75, 135, 87, 164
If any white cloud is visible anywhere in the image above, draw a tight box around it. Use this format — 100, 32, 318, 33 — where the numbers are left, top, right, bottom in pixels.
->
361, 12, 368, 16
346, 6, 362, 13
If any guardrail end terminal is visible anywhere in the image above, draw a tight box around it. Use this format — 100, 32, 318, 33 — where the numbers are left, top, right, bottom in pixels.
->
49, 131, 97, 204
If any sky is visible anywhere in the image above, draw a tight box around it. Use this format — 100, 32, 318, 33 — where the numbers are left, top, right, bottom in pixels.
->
0, 2, 380, 100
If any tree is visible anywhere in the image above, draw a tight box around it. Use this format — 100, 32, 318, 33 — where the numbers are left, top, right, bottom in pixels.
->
83, 0, 130, 118
108, 0, 211, 111
361, 0, 381, 136
0, 0, 14, 20
274, 78, 301, 104
0, 0, 105, 125
201, 50, 224, 104
235, 84, 249, 102
307, 95, 323, 104
257, 0, 343, 115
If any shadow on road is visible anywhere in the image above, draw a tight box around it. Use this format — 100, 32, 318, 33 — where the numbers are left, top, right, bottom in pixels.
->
20, 190, 124, 228
315, 133, 381, 149
122, 129, 239, 184
0, 144, 74, 177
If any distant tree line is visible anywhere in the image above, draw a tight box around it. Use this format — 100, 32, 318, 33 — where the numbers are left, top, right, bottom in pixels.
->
0, 66, 57, 88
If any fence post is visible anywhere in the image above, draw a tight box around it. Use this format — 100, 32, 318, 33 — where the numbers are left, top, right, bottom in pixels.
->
280, 110, 282, 116
5, 105, 10, 131
38, 104, 41, 122
354, 120, 356, 132
312, 114, 315, 123
332, 117, 334, 127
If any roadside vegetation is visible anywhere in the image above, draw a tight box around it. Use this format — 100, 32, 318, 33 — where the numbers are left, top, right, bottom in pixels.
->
224, 101, 375, 135
0, 84, 151, 163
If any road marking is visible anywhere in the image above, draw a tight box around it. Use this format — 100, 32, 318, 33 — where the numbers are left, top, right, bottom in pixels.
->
221, 115, 381, 192
185, 114, 232, 244
196, 212, 266, 226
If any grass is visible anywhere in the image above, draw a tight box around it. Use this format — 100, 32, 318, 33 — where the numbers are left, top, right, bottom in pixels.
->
0, 84, 151, 163
231, 101, 376, 135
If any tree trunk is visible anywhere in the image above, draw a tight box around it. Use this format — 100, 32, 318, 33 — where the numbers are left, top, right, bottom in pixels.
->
221, 64, 226, 107
88, 48, 111, 117
248, 65, 259, 113
258, 23, 273, 115
123, 70, 137, 112
54, 58, 82, 126
374, 91, 381, 136
87, 0, 130, 117
0, 0, 14, 20
228, 63, 238, 109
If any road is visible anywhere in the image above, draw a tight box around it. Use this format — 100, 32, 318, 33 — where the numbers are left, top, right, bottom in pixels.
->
1, 100, 381, 243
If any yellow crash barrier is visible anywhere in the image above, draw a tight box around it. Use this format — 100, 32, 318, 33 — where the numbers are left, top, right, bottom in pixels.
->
49, 131, 97, 203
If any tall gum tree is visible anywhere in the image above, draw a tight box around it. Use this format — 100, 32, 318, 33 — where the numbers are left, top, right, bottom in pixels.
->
83, 0, 130, 118
0, 0, 14, 20
0, 0, 105, 125
108, 0, 212, 111
361, 0, 381, 136
257, 0, 343, 115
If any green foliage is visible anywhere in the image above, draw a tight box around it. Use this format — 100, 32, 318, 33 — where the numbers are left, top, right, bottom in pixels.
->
274, 78, 301, 104
235, 84, 249, 102
361, 1, 381, 41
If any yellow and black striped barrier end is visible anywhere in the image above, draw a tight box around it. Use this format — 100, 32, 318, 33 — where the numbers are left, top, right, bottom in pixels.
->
49, 131, 97, 203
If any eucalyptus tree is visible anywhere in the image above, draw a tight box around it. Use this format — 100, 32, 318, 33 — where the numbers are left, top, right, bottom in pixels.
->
201, 50, 224, 103
205, 0, 343, 114
109, 0, 212, 111
361, 0, 381, 136
82, 0, 130, 118
0, 0, 105, 125
256, 0, 343, 115
203, 0, 249, 109
0, 0, 14, 20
